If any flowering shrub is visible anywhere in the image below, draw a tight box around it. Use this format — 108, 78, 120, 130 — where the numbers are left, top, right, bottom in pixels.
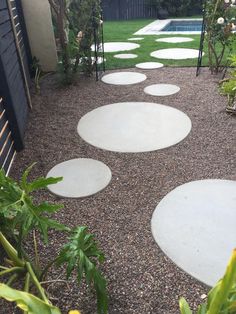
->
205, 0, 236, 73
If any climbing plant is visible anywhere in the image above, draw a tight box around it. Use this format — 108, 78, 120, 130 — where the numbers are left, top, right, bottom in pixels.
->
205, 0, 236, 73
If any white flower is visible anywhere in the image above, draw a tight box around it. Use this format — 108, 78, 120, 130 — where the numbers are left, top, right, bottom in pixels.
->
224, 0, 230, 3
100, 19, 103, 25
232, 0, 236, 3
232, 23, 236, 30
217, 17, 225, 24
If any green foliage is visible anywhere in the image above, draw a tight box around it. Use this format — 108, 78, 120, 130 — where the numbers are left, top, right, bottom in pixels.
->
205, 0, 236, 73
219, 54, 236, 107
57, 226, 108, 314
0, 165, 108, 314
146, 0, 202, 17
179, 249, 236, 314
0, 164, 65, 250
49, 0, 102, 84
0, 284, 61, 314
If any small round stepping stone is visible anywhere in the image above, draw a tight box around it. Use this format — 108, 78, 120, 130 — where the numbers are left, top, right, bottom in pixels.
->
156, 37, 194, 43
91, 42, 140, 53
128, 37, 144, 41
151, 48, 203, 60
101, 72, 146, 85
46, 159, 112, 198
114, 53, 138, 59
151, 179, 236, 286
144, 84, 180, 96
77, 102, 191, 153
135, 62, 164, 70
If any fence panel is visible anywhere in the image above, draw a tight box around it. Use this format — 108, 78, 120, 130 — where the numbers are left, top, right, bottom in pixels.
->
102, 0, 158, 20
0, 0, 31, 171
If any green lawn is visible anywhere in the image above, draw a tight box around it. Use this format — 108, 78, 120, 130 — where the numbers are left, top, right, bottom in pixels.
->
102, 19, 231, 70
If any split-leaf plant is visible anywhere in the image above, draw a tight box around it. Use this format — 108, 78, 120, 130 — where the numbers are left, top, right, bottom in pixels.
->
0, 164, 108, 314
179, 249, 236, 314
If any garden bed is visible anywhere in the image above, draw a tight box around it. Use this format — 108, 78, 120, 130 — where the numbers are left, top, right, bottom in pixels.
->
3, 67, 236, 314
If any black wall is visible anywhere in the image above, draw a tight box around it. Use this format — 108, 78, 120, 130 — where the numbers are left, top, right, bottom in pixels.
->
0, 0, 30, 153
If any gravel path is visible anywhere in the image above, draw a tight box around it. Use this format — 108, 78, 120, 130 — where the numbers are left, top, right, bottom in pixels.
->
5, 67, 236, 314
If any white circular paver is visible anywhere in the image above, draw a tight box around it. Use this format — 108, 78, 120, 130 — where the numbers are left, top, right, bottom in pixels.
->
46, 159, 112, 198
144, 84, 180, 96
151, 48, 203, 60
135, 62, 164, 70
91, 42, 140, 53
101, 72, 146, 85
156, 37, 194, 43
151, 179, 236, 286
77, 102, 191, 153
128, 37, 144, 41
114, 53, 138, 59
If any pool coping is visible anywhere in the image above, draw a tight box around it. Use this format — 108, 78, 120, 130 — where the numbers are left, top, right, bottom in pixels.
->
134, 18, 203, 35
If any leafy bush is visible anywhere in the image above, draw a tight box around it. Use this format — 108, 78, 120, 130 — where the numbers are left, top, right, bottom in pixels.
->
146, 0, 202, 17
0, 165, 108, 314
219, 55, 236, 111
48, 0, 102, 84
205, 0, 236, 73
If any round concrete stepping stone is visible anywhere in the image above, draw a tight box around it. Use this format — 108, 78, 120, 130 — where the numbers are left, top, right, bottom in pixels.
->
114, 53, 138, 59
135, 62, 164, 70
144, 84, 180, 96
77, 102, 191, 153
101, 72, 146, 85
91, 42, 140, 53
46, 159, 112, 198
156, 37, 194, 43
128, 37, 144, 41
151, 48, 203, 60
151, 179, 236, 286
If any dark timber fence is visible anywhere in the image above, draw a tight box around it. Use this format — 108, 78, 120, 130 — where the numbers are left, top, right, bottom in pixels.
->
0, 0, 31, 173
101, 0, 202, 21
102, 0, 158, 20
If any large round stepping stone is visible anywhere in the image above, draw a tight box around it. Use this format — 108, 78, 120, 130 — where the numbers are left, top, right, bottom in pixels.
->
151, 48, 202, 60
101, 72, 146, 85
151, 180, 236, 286
46, 159, 112, 198
144, 84, 180, 96
128, 37, 144, 41
91, 42, 140, 53
77, 102, 191, 153
135, 62, 164, 70
156, 37, 194, 43
114, 53, 138, 59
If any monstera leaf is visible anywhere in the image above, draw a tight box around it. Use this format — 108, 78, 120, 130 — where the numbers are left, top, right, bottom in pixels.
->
0, 284, 61, 314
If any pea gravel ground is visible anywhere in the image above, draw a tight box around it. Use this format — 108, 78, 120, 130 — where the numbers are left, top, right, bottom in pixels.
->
3, 67, 236, 314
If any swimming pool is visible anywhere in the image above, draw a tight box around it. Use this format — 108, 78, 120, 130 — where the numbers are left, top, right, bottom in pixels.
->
134, 19, 203, 35
162, 20, 202, 32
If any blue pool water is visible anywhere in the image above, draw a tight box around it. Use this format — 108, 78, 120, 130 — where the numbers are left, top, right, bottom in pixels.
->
163, 21, 202, 32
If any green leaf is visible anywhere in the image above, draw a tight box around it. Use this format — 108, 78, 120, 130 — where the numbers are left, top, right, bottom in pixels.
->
197, 303, 207, 314
57, 226, 108, 314
207, 250, 236, 314
27, 176, 63, 193
20, 163, 37, 192
179, 298, 193, 314
0, 284, 61, 314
